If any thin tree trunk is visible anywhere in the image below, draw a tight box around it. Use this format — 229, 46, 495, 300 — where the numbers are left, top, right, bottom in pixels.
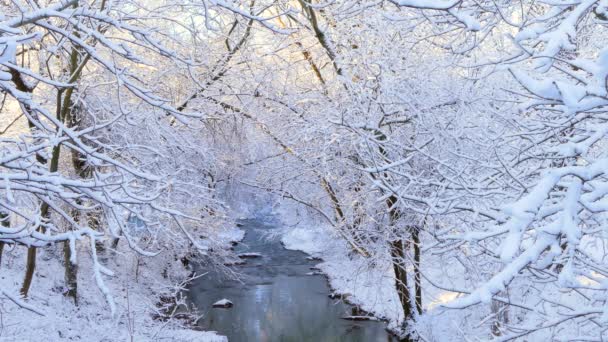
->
387, 195, 415, 321
56, 5, 91, 302
380, 129, 418, 322
0, 211, 8, 268
63, 241, 78, 304
412, 225, 422, 314
9, 68, 43, 297
21, 247, 37, 297
298, 0, 342, 76
390, 239, 412, 320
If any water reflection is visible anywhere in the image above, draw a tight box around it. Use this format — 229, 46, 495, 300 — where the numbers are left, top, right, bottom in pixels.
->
188, 219, 397, 342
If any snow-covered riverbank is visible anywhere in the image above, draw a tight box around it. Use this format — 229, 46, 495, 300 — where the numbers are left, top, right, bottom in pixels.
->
281, 223, 501, 341
282, 225, 405, 332
0, 225, 244, 341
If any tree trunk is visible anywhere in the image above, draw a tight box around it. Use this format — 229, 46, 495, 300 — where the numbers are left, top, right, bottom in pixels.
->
21, 246, 37, 297
390, 239, 412, 320
387, 195, 420, 324
9, 68, 42, 298
0, 211, 8, 268
23, 130, 64, 297
412, 225, 422, 314
21, 202, 49, 297
63, 241, 78, 304
58, 19, 88, 301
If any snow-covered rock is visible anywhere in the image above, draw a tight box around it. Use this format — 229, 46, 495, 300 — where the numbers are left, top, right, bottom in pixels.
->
212, 299, 234, 308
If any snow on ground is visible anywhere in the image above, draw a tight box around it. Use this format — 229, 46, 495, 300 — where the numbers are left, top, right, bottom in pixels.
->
0, 225, 245, 341
214, 228, 245, 247
282, 224, 405, 332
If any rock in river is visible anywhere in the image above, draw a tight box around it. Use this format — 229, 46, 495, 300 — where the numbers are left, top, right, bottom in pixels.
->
212, 299, 234, 308
237, 252, 262, 259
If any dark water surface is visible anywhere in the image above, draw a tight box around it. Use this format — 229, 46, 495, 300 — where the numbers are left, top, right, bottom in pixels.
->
188, 218, 397, 342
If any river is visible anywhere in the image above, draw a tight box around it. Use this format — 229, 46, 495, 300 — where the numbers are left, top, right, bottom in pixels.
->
188, 218, 397, 342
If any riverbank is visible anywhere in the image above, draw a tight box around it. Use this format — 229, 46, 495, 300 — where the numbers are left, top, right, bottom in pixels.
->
0, 225, 244, 341
281, 225, 405, 333
281, 223, 494, 341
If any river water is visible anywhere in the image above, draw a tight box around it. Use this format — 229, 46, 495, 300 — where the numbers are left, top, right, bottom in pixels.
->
188, 218, 397, 342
